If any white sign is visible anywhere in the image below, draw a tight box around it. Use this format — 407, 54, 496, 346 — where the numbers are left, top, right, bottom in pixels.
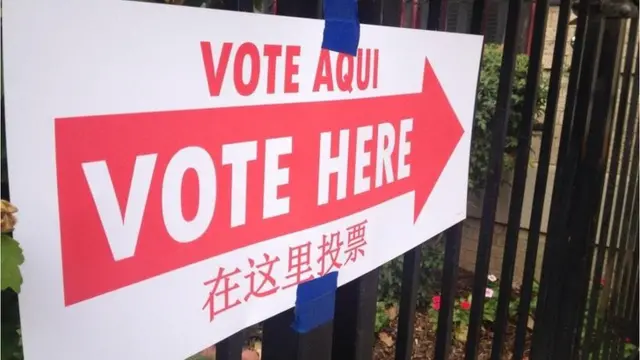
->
2, 0, 483, 358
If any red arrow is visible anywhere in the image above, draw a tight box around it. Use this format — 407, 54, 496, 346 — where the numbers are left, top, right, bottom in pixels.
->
55, 59, 463, 306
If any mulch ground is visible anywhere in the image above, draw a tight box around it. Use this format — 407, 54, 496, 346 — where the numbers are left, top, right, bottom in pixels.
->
372, 314, 531, 360
372, 269, 533, 360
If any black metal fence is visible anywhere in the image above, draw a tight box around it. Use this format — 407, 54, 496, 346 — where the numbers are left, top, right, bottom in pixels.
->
1, 0, 638, 358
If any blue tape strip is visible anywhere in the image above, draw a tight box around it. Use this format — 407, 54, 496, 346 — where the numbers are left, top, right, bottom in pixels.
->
321, 0, 360, 56
292, 272, 338, 333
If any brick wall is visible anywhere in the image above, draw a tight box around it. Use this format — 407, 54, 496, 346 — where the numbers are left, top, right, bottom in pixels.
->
460, 218, 547, 284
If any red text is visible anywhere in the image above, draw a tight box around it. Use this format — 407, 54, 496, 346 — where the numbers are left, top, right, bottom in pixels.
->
201, 220, 368, 321
201, 41, 301, 96
313, 48, 379, 93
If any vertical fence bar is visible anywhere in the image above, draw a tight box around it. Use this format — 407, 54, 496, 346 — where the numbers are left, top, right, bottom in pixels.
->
596, 131, 639, 357
262, 310, 298, 360
551, 17, 618, 358
603, 134, 640, 359
623, 268, 640, 348
240, 0, 253, 11
329, 5, 383, 358
394, 1, 433, 350
212, 0, 257, 354
433, 1, 485, 358
617, 244, 640, 357
618, 191, 640, 357
581, 17, 638, 359
594, 59, 640, 358
395, 0, 444, 357
401, 0, 412, 26
222, 0, 254, 11
531, 1, 591, 340
463, 0, 524, 357
530, 6, 593, 348
554, 17, 611, 359
297, 323, 335, 360
331, 268, 380, 360
0, 20, 7, 198
394, 245, 422, 360
1, 95, 8, 200
359, 0, 383, 26
531, 5, 606, 357
489, 0, 550, 355
275, 0, 319, 17
381, 0, 402, 26
568, 17, 626, 359
469, 0, 486, 34
512, 1, 573, 360
626, 263, 640, 326
262, 309, 335, 360
0, 24, 5, 200
528, 0, 576, 359
261, 1, 329, 359
552, 24, 619, 359
611, 184, 639, 360
434, 225, 462, 360
416, 0, 428, 29
604, 179, 638, 360
426, 0, 442, 30
216, 331, 245, 360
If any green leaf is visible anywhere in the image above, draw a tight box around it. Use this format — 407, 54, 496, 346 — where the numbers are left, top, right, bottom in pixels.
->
1, 234, 25, 293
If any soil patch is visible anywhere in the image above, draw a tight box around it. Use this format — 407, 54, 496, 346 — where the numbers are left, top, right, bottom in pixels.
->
372, 269, 532, 360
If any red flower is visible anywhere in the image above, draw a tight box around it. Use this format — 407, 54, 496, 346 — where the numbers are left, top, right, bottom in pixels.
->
625, 337, 631, 343
432, 295, 441, 311
460, 300, 471, 310
600, 278, 605, 286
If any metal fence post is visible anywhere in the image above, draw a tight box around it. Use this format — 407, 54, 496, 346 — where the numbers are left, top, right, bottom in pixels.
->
463, 0, 524, 356
512, 1, 573, 359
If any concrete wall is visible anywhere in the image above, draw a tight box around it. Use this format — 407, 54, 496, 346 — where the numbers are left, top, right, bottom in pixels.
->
458, 6, 577, 284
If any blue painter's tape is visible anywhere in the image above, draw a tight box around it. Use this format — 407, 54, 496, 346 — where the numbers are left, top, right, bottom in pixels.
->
292, 272, 338, 333
321, 0, 360, 56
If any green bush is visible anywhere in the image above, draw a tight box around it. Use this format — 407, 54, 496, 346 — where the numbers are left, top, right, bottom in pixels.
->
377, 235, 445, 308
468, 44, 549, 191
